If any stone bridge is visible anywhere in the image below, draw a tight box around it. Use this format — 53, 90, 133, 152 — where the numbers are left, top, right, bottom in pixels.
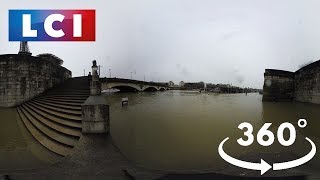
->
100, 78, 169, 92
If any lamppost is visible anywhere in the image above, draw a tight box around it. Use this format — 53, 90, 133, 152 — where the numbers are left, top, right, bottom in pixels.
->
109, 69, 111, 78
98, 65, 103, 76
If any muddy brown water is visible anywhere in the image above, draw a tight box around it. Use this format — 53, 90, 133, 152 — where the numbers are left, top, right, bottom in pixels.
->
0, 91, 319, 177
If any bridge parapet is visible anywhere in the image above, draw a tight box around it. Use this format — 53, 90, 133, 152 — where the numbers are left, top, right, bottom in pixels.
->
100, 78, 169, 92
100, 78, 168, 87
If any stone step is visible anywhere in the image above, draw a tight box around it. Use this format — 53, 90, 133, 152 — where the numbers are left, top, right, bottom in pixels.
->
52, 86, 88, 90
44, 91, 90, 97
22, 104, 81, 137
46, 89, 89, 92
19, 106, 78, 147
34, 98, 82, 107
41, 94, 89, 100
27, 102, 81, 121
31, 101, 82, 116
37, 97, 87, 103
33, 99, 81, 111
50, 89, 89, 92
48, 85, 88, 88
45, 90, 89, 94
25, 103, 82, 128
17, 107, 73, 156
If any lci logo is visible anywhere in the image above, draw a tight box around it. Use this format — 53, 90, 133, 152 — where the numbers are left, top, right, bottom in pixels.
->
9, 10, 95, 41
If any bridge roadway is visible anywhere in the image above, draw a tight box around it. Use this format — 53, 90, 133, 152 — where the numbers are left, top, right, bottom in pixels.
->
100, 78, 169, 92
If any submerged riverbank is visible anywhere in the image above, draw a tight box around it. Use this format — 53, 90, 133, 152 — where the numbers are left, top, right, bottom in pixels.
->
0, 91, 319, 179
1, 134, 318, 179
107, 91, 320, 171
0, 108, 60, 171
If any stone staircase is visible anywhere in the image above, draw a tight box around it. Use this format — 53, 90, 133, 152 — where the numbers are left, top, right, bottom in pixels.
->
16, 77, 90, 156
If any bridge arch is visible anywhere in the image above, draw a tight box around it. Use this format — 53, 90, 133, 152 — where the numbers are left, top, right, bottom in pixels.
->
100, 78, 168, 92
159, 87, 165, 91
109, 85, 139, 92
143, 87, 158, 92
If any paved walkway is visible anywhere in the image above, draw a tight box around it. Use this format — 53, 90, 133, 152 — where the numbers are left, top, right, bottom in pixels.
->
2, 134, 164, 180
1, 134, 316, 180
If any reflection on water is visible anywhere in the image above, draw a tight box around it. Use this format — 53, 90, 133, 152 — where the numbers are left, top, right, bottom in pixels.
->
106, 91, 320, 172
262, 101, 320, 138
0, 108, 60, 171
0, 91, 319, 173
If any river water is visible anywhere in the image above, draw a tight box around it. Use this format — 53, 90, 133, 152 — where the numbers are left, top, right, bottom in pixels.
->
0, 91, 319, 174
106, 91, 320, 172
0, 108, 60, 171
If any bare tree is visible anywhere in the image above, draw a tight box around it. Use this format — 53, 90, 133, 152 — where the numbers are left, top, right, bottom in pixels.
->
36, 53, 64, 66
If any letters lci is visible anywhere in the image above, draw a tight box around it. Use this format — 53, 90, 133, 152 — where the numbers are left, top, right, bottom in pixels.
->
9, 10, 95, 41
23, 14, 82, 38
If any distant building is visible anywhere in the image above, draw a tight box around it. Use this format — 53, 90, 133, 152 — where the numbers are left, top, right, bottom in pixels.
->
174, 80, 259, 93
212, 87, 221, 93
168, 81, 174, 87
184, 82, 204, 90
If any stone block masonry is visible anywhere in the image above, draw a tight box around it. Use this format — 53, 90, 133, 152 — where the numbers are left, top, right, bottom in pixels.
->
263, 60, 320, 104
0, 54, 71, 107
263, 69, 294, 101
81, 60, 109, 134
82, 96, 109, 133
295, 60, 320, 103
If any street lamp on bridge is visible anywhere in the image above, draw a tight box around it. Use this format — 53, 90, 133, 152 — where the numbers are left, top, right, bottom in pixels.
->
130, 70, 136, 80
98, 65, 103, 76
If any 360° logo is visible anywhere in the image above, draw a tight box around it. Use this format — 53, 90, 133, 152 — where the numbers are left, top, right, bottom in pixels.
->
218, 119, 316, 175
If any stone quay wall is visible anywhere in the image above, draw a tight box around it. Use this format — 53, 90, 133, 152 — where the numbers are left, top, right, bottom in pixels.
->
263, 69, 294, 102
0, 54, 71, 107
294, 61, 320, 103
263, 60, 320, 104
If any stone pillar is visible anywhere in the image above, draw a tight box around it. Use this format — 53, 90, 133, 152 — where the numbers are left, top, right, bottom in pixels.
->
90, 60, 101, 96
82, 60, 109, 134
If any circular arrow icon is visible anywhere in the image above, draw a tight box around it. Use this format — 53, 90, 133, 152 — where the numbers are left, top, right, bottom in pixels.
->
218, 137, 271, 175
273, 137, 316, 171
218, 137, 316, 175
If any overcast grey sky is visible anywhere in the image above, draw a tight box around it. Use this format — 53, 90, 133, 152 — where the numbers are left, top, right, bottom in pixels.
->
1, 0, 320, 88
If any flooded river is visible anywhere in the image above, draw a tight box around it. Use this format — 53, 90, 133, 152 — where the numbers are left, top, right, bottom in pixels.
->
107, 91, 320, 172
0, 91, 319, 174
0, 108, 59, 170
